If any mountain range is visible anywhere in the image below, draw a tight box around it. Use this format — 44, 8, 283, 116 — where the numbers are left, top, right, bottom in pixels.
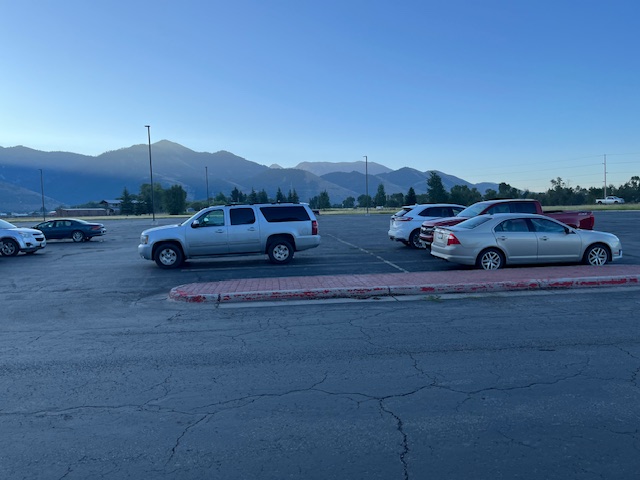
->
0, 141, 499, 213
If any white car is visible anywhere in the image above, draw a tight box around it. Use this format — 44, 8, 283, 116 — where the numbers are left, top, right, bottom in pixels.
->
0, 219, 47, 256
430, 213, 622, 270
596, 196, 625, 204
389, 203, 465, 248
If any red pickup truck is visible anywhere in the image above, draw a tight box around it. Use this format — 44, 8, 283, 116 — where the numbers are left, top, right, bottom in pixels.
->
419, 199, 595, 246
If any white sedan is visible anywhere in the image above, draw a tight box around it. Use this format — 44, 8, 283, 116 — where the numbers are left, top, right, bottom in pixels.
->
430, 213, 622, 270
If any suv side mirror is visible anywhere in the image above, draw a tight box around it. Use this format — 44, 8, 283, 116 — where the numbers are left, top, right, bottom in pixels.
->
191, 220, 200, 228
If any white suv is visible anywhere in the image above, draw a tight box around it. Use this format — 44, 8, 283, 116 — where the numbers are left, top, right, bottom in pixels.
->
0, 219, 47, 256
389, 203, 464, 248
139, 203, 321, 268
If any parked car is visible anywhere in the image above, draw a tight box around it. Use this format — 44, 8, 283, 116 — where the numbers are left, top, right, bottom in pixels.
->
430, 213, 621, 270
33, 218, 107, 242
420, 198, 595, 246
389, 203, 465, 248
139, 203, 321, 269
596, 196, 625, 204
0, 219, 47, 256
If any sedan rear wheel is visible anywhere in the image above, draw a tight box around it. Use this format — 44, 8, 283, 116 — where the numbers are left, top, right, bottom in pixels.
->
71, 230, 85, 242
584, 244, 609, 266
477, 248, 504, 270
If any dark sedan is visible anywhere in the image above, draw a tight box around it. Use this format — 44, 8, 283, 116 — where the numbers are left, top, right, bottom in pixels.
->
33, 218, 106, 242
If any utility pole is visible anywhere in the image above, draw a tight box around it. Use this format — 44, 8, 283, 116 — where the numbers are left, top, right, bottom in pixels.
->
603, 154, 607, 198
364, 155, 369, 215
144, 125, 156, 222
39, 169, 46, 221
205, 166, 210, 205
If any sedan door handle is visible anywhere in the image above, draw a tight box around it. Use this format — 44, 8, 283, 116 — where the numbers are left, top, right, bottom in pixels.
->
539, 236, 549, 241
215, 229, 225, 233
497, 236, 507, 241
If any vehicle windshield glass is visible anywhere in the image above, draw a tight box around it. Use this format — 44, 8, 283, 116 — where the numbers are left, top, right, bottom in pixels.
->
0, 219, 17, 228
456, 216, 492, 229
394, 208, 412, 217
456, 203, 489, 218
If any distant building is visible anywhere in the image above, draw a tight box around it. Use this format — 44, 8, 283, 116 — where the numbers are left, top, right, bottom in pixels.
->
99, 200, 121, 215
56, 208, 110, 217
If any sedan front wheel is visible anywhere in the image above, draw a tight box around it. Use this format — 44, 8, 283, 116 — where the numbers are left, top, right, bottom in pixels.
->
584, 244, 609, 266
72, 230, 85, 242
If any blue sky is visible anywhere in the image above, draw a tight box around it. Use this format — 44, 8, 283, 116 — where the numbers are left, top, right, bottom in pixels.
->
1, 0, 639, 193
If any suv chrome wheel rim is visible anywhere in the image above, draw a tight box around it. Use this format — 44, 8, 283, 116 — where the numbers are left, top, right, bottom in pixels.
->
273, 244, 290, 261
159, 249, 177, 265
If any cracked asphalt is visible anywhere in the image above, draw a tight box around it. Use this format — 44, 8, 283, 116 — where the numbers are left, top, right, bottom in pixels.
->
2, 213, 640, 479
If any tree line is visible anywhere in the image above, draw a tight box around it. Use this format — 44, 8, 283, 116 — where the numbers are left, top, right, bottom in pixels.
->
75, 172, 639, 214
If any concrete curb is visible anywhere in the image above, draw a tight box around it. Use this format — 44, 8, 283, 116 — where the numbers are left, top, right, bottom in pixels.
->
169, 270, 640, 304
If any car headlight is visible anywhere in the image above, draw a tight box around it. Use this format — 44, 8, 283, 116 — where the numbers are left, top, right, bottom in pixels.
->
19, 232, 31, 238
140, 235, 149, 245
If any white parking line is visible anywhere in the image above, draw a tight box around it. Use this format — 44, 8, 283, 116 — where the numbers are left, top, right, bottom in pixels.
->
325, 234, 409, 273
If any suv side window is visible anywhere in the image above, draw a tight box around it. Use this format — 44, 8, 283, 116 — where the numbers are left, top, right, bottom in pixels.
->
260, 206, 310, 222
198, 209, 225, 227
230, 208, 256, 225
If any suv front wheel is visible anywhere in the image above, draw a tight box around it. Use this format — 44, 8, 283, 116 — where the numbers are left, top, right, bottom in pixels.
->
267, 239, 293, 264
154, 243, 184, 269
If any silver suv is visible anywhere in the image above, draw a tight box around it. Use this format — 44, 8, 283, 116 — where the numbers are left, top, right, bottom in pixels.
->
0, 219, 47, 256
138, 203, 321, 269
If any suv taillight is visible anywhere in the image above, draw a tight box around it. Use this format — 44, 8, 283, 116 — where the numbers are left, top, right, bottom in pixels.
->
312, 220, 318, 235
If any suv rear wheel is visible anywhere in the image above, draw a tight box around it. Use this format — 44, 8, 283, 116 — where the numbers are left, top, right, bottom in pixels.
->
267, 239, 293, 264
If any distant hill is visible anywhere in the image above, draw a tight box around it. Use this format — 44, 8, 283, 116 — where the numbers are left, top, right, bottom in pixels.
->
0, 141, 499, 212
295, 160, 392, 176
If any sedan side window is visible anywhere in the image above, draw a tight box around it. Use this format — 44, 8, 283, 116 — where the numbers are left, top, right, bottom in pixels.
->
530, 218, 565, 233
496, 219, 530, 232
199, 210, 225, 227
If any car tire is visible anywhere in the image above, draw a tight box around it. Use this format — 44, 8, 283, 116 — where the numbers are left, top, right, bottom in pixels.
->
1, 239, 20, 256
71, 230, 85, 242
476, 248, 504, 270
583, 244, 609, 266
154, 243, 184, 269
267, 239, 293, 264
409, 229, 425, 249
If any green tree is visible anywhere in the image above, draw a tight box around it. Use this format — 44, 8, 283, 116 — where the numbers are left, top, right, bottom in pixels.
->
426, 172, 449, 203
357, 194, 372, 208
317, 190, 331, 209
276, 187, 286, 203
483, 188, 499, 201
213, 192, 227, 204
257, 189, 269, 203
118, 187, 135, 215
230, 187, 246, 203
405, 187, 416, 205
163, 185, 187, 215
374, 184, 387, 207
138, 183, 164, 214
387, 193, 405, 208
287, 189, 299, 203
247, 188, 258, 204
343, 196, 356, 208
498, 182, 520, 199
450, 185, 482, 206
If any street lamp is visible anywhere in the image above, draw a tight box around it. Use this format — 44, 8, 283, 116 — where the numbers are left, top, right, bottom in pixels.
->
144, 125, 156, 222
363, 155, 369, 215
39, 169, 46, 221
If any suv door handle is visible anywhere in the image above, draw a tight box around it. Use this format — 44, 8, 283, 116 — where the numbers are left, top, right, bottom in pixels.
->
497, 236, 507, 241
247, 227, 256, 231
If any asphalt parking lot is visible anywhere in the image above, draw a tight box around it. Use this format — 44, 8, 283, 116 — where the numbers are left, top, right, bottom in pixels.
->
6, 210, 640, 294
3, 210, 640, 479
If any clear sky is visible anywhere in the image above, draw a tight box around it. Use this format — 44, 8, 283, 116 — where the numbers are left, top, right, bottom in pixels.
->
1, 0, 639, 193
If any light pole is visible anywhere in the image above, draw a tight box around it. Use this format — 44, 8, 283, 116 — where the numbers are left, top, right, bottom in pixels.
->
39, 169, 46, 221
363, 155, 369, 215
205, 166, 210, 206
144, 125, 155, 222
